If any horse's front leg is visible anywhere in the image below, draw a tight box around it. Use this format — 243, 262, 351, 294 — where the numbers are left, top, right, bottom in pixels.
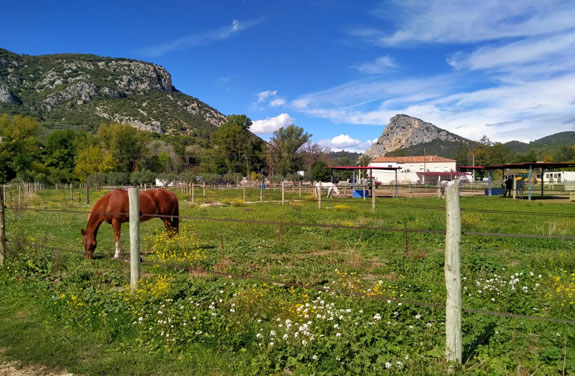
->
112, 219, 122, 259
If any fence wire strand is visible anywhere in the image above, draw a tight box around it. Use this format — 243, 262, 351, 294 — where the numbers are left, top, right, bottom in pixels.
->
11, 242, 575, 326
7, 206, 575, 240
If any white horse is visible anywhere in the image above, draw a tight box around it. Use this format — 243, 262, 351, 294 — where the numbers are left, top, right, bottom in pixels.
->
314, 182, 340, 198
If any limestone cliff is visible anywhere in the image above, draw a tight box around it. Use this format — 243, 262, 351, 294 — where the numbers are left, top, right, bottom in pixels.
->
364, 114, 472, 158
0, 48, 226, 134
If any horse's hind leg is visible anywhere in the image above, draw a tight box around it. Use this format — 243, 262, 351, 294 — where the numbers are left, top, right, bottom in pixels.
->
112, 219, 122, 259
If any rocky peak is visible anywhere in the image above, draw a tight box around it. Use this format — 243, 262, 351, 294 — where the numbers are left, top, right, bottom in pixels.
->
364, 114, 470, 157
0, 48, 227, 134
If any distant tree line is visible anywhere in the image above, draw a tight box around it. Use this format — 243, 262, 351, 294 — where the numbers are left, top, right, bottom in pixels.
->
0, 113, 357, 185
454, 136, 575, 173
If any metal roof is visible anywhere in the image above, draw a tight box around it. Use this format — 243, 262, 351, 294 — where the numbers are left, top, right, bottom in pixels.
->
417, 171, 471, 176
458, 162, 575, 170
327, 166, 401, 170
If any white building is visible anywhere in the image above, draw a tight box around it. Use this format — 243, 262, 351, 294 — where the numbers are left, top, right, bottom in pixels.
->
542, 171, 575, 183
368, 155, 460, 184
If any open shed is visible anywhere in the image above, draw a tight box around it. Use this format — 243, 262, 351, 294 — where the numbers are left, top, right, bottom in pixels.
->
458, 162, 575, 200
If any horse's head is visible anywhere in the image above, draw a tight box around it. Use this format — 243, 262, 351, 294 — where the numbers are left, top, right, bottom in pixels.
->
81, 229, 97, 259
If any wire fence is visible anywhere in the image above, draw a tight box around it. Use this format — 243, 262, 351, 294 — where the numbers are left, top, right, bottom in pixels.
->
8, 206, 575, 241
3, 188, 573, 329
19, 241, 575, 326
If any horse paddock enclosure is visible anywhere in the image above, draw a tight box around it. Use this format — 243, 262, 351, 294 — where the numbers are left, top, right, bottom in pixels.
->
0, 185, 574, 375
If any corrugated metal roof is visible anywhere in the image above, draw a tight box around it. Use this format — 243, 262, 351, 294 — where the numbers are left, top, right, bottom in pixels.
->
326, 166, 401, 170
458, 162, 575, 170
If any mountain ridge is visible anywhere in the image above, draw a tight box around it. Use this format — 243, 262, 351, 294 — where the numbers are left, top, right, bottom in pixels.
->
0, 48, 226, 135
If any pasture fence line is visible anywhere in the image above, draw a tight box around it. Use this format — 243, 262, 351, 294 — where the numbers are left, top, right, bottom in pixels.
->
3, 183, 574, 218
3, 190, 575, 368
18, 242, 575, 327
6, 206, 575, 241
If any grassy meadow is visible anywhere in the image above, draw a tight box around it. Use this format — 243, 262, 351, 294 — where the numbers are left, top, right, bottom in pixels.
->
0, 186, 573, 375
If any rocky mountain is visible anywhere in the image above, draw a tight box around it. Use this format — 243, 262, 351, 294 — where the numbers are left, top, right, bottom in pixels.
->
0, 48, 226, 135
364, 114, 474, 158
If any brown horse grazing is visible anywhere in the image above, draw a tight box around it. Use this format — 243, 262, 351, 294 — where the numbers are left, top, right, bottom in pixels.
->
81, 188, 179, 259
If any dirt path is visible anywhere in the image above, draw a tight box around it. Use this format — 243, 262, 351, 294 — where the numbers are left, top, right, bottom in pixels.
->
0, 350, 74, 376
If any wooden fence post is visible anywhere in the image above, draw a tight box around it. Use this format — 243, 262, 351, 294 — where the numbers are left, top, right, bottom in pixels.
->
0, 186, 6, 266
260, 181, 263, 202
191, 183, 195, 204
243, 186, 246, 202
203, 183, 206, 200
128, 188, 140, 291
444, 181, 462, 366
299, 182, 302, 199
281, 181, 285, 205
318, 182, 322, 209
371, 171, 376, 213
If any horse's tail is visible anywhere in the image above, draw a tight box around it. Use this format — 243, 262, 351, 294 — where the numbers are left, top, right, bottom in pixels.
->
171, 197, 180, 235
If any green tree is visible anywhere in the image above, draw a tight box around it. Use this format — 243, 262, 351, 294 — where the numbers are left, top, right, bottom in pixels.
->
44, 129, 78, 183
0, 114, 42, 183
553, 145, 575, 162
358, 154, 372, 167
455, 142, 470, 166
75, 145, 117, 203
306, 161, 331, 181
212, 115, 260, 174
473, 142, 514, 166
97, 123, 149, 173
269, 125, 311, 177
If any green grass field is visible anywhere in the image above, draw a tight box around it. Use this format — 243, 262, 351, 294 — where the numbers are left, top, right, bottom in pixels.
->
0, 187, 573, 375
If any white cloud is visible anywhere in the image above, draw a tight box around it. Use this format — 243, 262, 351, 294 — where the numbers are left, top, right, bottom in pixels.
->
253, 90, 286, 109
317, 134, 376, 153
251, 113, 295, 134
290, 74, 455, 110
289, 72, 575, 142
362, 0, 575, 46
282, 1, 575, 144
353, 56, 396, 74
447, 32, 575, 72
256, 90, 278, 104
270, 98, 286, 107
141, 18, 262, 57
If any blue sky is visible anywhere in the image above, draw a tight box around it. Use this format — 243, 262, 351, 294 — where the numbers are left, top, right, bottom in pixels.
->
2, 0, 575, 152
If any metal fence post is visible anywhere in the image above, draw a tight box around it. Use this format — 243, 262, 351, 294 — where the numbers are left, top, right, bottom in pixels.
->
445, 181, 462, 365
128, 188, 140, 290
